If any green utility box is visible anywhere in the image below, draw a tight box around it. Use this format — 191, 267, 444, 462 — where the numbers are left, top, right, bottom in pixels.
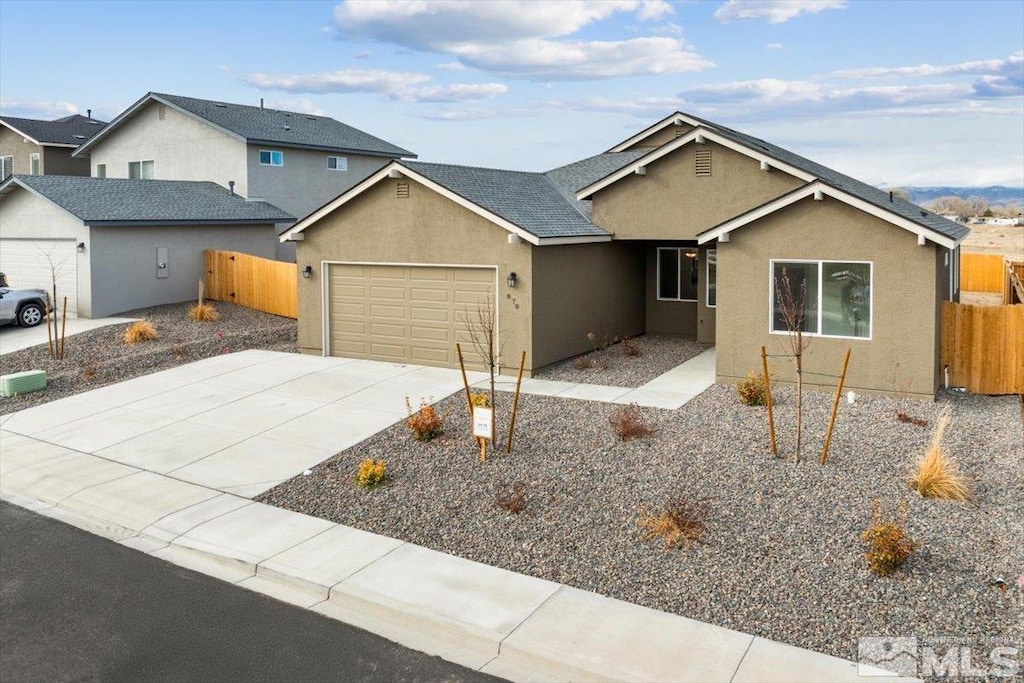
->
1, 370, 47, 397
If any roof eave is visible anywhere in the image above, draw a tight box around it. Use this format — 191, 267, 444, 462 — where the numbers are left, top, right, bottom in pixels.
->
245, 139, 415, 158
85, 218, 290, 227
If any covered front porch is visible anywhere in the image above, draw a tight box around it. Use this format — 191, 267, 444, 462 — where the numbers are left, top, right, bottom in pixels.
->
642, 240, 717, 345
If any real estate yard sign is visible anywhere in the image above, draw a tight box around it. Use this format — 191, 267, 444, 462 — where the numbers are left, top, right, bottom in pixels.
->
472, 406, 493, 461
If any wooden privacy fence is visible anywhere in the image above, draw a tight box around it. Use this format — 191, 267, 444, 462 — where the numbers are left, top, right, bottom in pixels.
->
940, 301, 1024, 395
1004, 261, 1024, 305
960, 253, 1005, 293
204, 250, 298, 319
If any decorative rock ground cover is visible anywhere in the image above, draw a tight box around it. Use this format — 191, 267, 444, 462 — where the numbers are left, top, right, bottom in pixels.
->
534, 334, 710, 387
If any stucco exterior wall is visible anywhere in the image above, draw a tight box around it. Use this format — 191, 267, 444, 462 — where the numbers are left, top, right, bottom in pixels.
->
246, 145, 390, 222
86, 102, 248, 193
644, 243, 698, 336
1, 128, 42, 175
591, 141, 803, 241
88, 223, 275, 317
294, 177, 534, 371
620, 123, 694, 151
531, 242, 644, 368
697, 244, 717, 344
715, 197, 940, 399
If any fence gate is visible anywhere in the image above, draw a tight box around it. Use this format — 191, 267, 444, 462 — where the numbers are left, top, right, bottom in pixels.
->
204, 249, 298, 319
940, 301, 1024, 395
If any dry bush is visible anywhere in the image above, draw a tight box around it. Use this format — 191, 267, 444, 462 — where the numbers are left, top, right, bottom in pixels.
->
187, 302, 219, 322
169, 342, 186, 360
896, 411, 929, 427
123, 320, 157, 345
595, 359, 609, 372
862, 500, 919, 576
910, 411, 971, 501
608, 404, 652, 442
620, 337, 642, 357
78, 357, 100, 382
572, 355, 594, 371
405, 397, 443, 442
355, 458, 387, 489
496, 482, 527, 514
639, 495, 709, 549
736, 371, 768, 406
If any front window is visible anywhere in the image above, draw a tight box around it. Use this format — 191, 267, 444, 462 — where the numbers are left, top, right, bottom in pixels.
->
326, 156, 347, 171
260, 149, 283, 166
29, 153, 40, 175
771, 260, 871, 339
706, 249, 717, 307
128, 160, 154, 179
657, 247, 699, 301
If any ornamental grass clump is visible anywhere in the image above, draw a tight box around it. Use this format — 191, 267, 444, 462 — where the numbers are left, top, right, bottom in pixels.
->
910, 410, 971, 501
355, 458, 387, 489
187, 280, 219, 322
862, 500, 919, 576
638, 495, 708, 549
736, 371, 768, 406
123, 320, 158, 345
405, 396, 443, 442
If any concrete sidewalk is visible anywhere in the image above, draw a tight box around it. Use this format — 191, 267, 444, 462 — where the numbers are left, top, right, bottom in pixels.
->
0, 350, 914, 682
0, 316, 139, 355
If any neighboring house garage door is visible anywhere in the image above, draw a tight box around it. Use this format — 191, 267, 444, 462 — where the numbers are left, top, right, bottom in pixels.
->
328, 264, 495, 370
0, 239, 77, 318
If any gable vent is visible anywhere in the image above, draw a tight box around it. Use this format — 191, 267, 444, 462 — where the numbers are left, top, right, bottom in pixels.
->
214, 103, 227, 108
695, 149, 712, 177
396, 181, 410, 198
674, 128, 686, 139
158, 105, 166, 121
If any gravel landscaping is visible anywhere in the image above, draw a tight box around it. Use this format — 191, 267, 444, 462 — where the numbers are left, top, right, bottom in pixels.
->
533, 334, 710, 387
0, 302, 296, 413
258, 385, 1023, 674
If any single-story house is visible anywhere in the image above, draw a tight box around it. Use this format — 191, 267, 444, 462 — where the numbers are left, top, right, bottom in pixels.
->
280, 112, 969, 399
0, 175, 292, 318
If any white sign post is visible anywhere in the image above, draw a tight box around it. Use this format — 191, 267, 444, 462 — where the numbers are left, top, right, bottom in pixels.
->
472, 406, 493, 461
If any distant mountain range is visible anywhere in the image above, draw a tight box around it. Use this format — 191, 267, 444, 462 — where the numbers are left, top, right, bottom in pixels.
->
895, 186, 1024, 206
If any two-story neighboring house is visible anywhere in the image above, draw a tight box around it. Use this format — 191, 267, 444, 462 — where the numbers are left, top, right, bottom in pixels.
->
0, 113, 107, 179
71, 92, 416, 260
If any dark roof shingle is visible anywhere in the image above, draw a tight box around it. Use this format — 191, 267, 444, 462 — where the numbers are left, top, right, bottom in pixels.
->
153, 93, 415, 158
2, 175, 293, 224
0, 114, 107, 146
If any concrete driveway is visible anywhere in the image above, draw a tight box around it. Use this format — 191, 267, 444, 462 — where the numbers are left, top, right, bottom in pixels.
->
1, 350, 485, 497
0, 317, 139, 355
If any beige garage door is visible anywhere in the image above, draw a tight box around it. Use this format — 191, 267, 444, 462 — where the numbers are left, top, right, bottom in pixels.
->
328, 264, 495, 370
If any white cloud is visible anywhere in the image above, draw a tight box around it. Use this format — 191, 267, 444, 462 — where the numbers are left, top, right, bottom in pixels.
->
436, 61, 467, 72
266, 98, 326, 116
714, 0, 846, 24
834, 52, 1022, 80
557, 95, 689, 118
765, 42, 787, 51
0, 99, 79, 119
243, 68, 507, 103
332, 0, 708, 80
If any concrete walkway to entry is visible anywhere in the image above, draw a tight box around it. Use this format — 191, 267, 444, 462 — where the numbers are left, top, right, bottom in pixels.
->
0, 316, 139, 356
0, 350, 914, 683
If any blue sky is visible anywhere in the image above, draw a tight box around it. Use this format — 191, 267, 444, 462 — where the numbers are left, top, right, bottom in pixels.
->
2, 0, 1022, 187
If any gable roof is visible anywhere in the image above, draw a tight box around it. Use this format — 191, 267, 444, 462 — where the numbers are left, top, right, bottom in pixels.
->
545, 151, 647, 218
281, 158, 626, 245
73, 92, 416, 159
0, 114, 107, 147
604, 112, 705, 153
0, 175, 293, 225
579, 112, 969, 246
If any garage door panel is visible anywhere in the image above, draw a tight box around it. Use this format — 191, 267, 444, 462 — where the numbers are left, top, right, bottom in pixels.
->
329, 264, 494, 370
0, 239, 78, 318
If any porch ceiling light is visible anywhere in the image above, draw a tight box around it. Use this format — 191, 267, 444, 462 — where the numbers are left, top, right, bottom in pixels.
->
302, 265, 313, 279
507, 271, 517, 288
683, 249, 698, 259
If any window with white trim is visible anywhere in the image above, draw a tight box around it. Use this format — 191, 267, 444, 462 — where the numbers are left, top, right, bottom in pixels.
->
0, 156, 12, 179
326, 156, 347, 172
657, 247, 699, 301
128, 160, 154, 179
95, 163, 106, 178
771, 260, 872, 339
259, 149, 283, 166
706, 249, 717, 307
29, 153, 40, 175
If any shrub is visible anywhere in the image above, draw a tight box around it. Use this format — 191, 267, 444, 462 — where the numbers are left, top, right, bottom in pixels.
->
123, 320, 157, 345
896, 411, 929, 427
496, 482, 527, 514
572, 355, 594, 371
405, 397, 443, 442
608, 404, 652, 442
639, 495, 708, 549
187, 302, 219, 322
910, 411, 970, 501
862, 500, 919, 576
621, 337, 642, 357
736, 371, 768, 406
469, 391, 492, 408
170, 342, 186, 360
355, 458, 387, 489
79, 357, 100, 382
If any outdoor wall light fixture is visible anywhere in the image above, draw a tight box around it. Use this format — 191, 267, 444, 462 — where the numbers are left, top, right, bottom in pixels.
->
507, 272, 518, 288
76, 242, 86, 253
302, 265, 313, 279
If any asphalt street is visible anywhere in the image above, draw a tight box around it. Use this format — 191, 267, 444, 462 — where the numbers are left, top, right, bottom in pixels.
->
0, 501, 504, 683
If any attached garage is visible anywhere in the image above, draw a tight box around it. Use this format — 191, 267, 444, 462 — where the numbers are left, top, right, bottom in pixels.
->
0, 238, 79, 317
327, 264, 496, 369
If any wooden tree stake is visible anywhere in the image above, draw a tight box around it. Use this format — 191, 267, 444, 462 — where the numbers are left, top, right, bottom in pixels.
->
455, 342, 473, 417
45, 306, 54, 359
761, 345, 778, 457
820, 348, 852, 465
59, 296, 68, 359
506, 350, 526, 454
